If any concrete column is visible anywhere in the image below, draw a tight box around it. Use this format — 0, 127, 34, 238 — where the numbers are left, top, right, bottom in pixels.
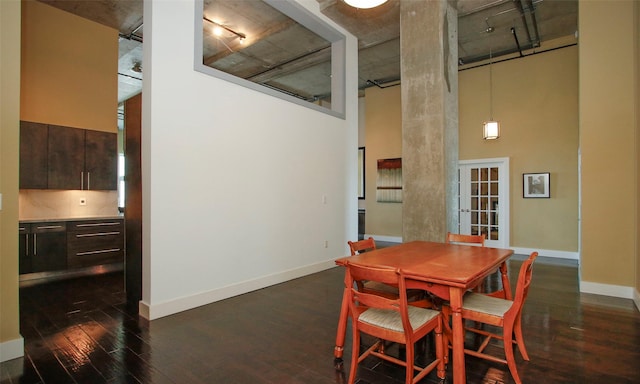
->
400, 0, 458, 242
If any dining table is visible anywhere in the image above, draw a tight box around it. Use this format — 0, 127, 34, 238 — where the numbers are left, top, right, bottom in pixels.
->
333, 240, 514, 384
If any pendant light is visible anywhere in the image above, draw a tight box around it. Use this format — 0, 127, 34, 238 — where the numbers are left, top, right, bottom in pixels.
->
483, 48, 500, 140
344, 0, 388, 9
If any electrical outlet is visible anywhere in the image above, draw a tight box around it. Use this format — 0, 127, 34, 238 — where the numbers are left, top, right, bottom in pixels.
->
79, 197, 87, 206
324, 240, 328, 248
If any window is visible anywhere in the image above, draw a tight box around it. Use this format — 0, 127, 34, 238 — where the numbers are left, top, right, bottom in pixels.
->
194, 0, 346, 117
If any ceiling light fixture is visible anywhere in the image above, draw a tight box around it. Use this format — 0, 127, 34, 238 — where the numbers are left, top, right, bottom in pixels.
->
203, 16, 246, 41
483, 47, 500, 140
343, 0, 388, 9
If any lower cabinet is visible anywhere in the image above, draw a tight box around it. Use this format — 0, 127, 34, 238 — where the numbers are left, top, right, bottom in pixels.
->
19, 218, 124, 275
19, 222, 67, 274
67, 219, 125, 269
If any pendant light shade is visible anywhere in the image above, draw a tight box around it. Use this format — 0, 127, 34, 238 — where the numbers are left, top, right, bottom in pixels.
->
343, 0, 388, 9
483, 121, 500, 140
483, 46, 500, 140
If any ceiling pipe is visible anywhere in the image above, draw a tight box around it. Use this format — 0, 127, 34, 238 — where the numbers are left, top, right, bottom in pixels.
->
510, 27, 524, 57
119, 22, 143, 43
526, 0, 541, 46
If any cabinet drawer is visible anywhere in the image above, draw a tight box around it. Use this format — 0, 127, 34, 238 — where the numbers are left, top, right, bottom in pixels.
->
67, 219, 124, 268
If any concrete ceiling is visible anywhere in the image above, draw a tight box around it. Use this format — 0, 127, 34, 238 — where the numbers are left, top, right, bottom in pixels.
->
36, 0, 577, 104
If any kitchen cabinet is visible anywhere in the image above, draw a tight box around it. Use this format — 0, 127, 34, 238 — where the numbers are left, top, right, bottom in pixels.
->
19, 121, 48, 189
19, 121, 118, 190
19, 222, 67, 274
67, 218, 124, 269
48, 125, 117, 190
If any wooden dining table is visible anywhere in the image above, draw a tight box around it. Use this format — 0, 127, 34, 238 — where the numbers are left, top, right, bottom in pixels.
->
333, 240, 514, 384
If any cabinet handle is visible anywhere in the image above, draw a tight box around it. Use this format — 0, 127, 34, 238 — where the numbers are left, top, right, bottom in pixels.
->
76, 231, 120, 238
76, 222, 120, 228
87, 172, 90, 190
81, 171, 84, 190
33, 233, 37, 255
76, 248, 120, 256
26, 233, 29, 255
36, 225, 63, 230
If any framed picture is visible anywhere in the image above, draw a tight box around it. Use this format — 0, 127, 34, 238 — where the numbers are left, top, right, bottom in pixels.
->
376, 158, 402, 203
358, 147, 365, 199
523, 172, 550, 198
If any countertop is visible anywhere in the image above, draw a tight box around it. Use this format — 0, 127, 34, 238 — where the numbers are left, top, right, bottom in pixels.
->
19, 215, 124, 224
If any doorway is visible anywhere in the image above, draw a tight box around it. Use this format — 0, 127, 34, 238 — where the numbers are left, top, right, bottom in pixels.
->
457, 158, 509, 248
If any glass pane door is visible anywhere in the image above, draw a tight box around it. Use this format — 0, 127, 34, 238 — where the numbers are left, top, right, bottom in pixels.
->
458, 159, 509, 248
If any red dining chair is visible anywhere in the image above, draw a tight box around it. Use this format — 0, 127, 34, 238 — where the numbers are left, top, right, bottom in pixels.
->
445, 232, 485, 246
348, 238, 428, 303
345, 261, 446, 384
442, 251, 538, 384
445, 232, 509, 297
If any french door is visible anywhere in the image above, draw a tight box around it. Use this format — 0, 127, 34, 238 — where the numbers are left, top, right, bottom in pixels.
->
457, 158, 509, 248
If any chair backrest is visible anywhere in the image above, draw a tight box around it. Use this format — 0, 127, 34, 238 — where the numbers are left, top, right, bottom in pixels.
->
446, 232, 485, 246
506, 252, 538, 319
348, 237, 376, 256
345, 261, 407, 313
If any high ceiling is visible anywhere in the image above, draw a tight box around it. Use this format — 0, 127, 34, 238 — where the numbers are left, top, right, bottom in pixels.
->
35, 0, 577, 104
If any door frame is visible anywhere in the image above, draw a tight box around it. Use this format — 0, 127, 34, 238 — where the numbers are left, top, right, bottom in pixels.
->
459, 157, 510, 249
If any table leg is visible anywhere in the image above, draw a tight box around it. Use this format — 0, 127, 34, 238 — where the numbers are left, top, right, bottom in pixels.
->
334, 284, 350, 369
449, 287, 466, 384
499, 261, 513, 300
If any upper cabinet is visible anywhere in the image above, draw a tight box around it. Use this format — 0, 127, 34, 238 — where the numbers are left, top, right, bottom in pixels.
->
20, 121, 118, 190
19, 121, 49, 189
84, 130, 118, 190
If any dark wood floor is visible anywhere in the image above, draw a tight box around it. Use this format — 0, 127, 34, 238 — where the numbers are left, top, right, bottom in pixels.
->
2, 253, 640, 384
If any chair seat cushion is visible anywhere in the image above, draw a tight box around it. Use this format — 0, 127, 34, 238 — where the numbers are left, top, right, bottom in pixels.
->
462, 292, 512, 317
359, 306, 439, 332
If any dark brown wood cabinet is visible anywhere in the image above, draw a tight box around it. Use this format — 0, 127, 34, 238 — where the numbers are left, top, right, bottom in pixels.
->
19, 121, 49, 189
67, 219, 124, 269
20, 121, 118, 190
19, 222, 67, 274
84, 130, 118, 190
48, 125, 85, 190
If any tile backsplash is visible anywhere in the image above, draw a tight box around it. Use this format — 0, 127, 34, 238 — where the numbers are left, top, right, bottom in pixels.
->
19, 189, 119, 220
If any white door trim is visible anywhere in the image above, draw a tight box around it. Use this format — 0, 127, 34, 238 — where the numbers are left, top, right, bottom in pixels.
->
459, 157, 510, 248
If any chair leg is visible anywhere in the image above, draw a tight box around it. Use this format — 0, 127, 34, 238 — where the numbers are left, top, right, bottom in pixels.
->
502, 324, 522, 384
348, 330, 361, 384
513, 316, 530, 361
435, 319, 446, 379
405, 341, 414, 384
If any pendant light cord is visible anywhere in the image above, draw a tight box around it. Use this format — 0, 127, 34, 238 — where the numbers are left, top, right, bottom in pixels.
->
489, 47, 493, 120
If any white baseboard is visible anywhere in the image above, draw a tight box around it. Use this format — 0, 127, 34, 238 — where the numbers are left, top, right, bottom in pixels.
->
580, 280, 636, 300
139, 259, 336, 320
511, 246, 579, 260
363, 238, 580, 261
0, 336, 24, 363
634, 289, 640, 312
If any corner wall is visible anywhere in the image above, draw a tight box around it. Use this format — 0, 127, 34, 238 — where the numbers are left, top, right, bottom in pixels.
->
579, 1, 637, 296
140, 0, 359, 319
0, 0, 23, 362
20, 0, 117, 132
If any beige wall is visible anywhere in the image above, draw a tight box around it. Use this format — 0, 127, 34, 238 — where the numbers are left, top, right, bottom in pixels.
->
362, 45, 579, 252
20, 0, 118, 133
459, 47, 579, 251
579, 1, 638, 288
363, 85, 403, 238
636, 2, 640, 301
1, 0, 22, 360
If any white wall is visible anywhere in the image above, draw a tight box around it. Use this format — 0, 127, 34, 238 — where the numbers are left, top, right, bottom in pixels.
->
140, 0, 359, 319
